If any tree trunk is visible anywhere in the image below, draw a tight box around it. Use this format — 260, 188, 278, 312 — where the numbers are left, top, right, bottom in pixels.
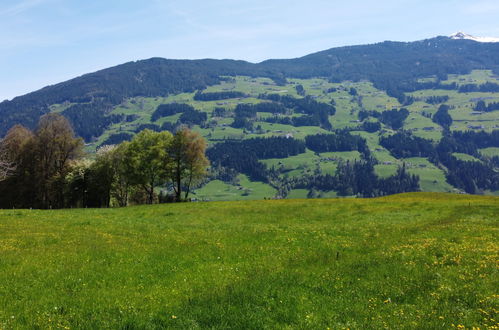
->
148, 184, 154, 204
176, 160, 182, 202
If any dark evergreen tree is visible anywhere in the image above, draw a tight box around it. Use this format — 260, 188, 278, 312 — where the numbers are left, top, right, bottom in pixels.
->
432, 104, 452, 129
193, 91, 246, 101
380, 132, 435, 158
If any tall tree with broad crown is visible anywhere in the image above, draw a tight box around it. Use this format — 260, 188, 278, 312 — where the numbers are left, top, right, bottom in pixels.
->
126, 129, 173, 204
167, 128, 209, 201
34, 113, 84, 208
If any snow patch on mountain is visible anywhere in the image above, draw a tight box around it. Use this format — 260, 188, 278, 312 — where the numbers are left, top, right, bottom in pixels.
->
450, 32, 499, 43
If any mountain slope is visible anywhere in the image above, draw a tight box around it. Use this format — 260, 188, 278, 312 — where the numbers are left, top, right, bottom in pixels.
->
261, 37, 499, 91
0, 59, 262, 136
2, 36, 499, 137
1, 35, 499, 198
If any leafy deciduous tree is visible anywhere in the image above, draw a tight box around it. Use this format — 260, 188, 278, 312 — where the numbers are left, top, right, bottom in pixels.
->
34, 113, 84, 208
167, 128, 209, 201
127, 129, 173, 204
0, 126, 31, 181
109, 143, 134, 207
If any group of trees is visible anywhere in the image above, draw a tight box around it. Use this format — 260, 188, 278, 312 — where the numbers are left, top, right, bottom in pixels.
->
149, 103, 208, 128
231, 104, 258, 130
258, 94, 336, 130
332, 160, 419, 197
277, 159, 420, 198
230, 101, 289, 131
432, 104, 453, 129
357, 108, 409, 130
378, 129, 499, 194
458, 82, 499, 93
425, 95, 450, 104
400, 81, 499, 95
193, 91, 246, 101
242, 102, 288, 115
406, 81, 457, 92
379, 108, 410, 130
451, 130, 499, 151
305, 132, 370, 157
380, 132, 435, 158
437, 152, 498, 194
362, 121, 381, 133
435, 132, 499, 193
358, 101, 454, 135
0, 114, 84, 208
178, 108, 207, 126
206, 131, 419, 198
0, 114, 209, 208
475, 100, 499, 112
152, 103, 190, 120
61, 102, 124, 141
212, 107, 230, 118
207, 136, 306, 182
262, 114, 325, 128
295, 84, 306, 96
358, 110, 377, 121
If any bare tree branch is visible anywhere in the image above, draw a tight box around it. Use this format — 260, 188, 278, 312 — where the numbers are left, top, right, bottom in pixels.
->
0, 148, 15, 181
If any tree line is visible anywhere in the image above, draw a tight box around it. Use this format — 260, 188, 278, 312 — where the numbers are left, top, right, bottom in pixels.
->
193, 91, 247, 101
399, 81, 499, 94
272, 159, 420, 198
380, 132, 435, 158
436, 152, 498, 194
62, 102, 125, 141
425, 95, 450, 104
207, 136, 306, 182
458, 82, 499, 93
358, 108, 409, 130
380, 130, 499, 194
150, 103, 207, 127
305, 131, 370, 158
0, 114, 208, 209
258, 94, 336, 130
475, 100, 499, 112
152, 103, 194, 121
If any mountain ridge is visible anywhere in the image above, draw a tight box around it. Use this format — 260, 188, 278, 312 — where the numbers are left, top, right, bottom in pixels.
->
449, 31, 499, 43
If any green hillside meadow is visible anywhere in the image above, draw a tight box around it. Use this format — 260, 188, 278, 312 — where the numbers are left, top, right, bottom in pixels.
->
98, 70, 499, 198
0, 193, 497, 329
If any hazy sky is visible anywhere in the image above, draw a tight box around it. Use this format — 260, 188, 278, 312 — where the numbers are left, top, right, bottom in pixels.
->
1, 0, 499, 101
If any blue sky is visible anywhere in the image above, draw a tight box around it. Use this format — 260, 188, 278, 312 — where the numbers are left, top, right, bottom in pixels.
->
1, 0, 499, 101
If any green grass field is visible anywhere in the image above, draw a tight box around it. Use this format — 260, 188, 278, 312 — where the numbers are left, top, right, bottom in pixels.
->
0, 193, 498, 329
192, 175, 277, 201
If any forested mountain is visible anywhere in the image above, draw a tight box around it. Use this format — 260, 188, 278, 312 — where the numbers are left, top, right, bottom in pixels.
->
0, 59, 259, 136
1, 34, 499, 199
260, 37, 499, 94
2, 36, 499, 137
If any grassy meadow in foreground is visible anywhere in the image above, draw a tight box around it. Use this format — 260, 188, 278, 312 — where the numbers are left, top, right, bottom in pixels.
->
0, 193, 498, 329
